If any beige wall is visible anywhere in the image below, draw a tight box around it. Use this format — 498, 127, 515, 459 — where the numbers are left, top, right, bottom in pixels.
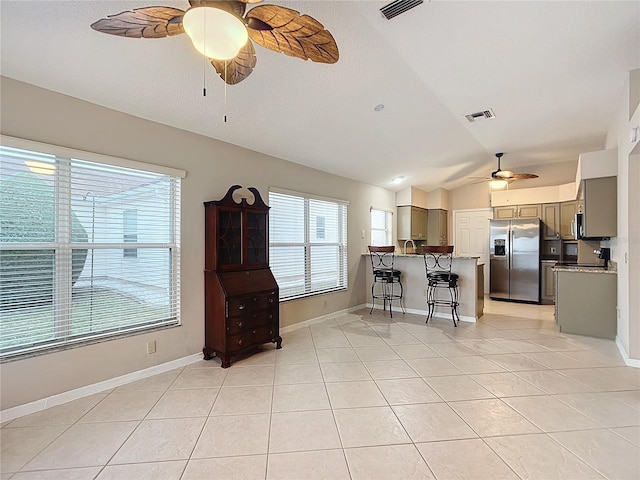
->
0, 77, 396, 409
606, 70, 639, 362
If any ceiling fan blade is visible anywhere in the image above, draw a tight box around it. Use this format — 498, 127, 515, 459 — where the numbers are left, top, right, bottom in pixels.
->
91, 7, 186, 38
211, 41, 257, 85
493, 170, 514, 179
245, 5, 339, 64
510, 173, 539, 180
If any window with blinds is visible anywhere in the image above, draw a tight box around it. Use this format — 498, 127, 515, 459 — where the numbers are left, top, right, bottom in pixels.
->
0, 142, 181, 360
269, 189, 348, 301
371, 208, 393, 246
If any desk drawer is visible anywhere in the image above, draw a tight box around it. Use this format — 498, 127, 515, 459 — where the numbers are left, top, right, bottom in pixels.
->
227, 326, 276, 352
226, 308, 277, 334
227, 292, 277, 318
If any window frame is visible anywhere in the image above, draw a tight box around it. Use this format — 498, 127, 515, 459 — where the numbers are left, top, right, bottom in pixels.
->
370, 207, 394, 246
269, 188, 348, 302
0, 135, 185, 361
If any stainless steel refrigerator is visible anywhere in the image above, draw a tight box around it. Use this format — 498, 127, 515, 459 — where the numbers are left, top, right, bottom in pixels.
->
490, 218, 541, 303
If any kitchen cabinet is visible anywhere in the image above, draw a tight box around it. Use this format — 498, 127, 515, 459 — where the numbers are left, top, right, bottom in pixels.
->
427, 209, 447, 245
540, 260, 556, 304
494, 204, 541, 220
541, 203, 560, 240
555, 268, 617, 339
559, 201, 579, 239
578, 176, 617, 238
397, 206, 428, 240
203, 185, 281, 368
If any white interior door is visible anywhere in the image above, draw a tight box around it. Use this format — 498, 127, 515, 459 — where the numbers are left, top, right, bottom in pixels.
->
454, 208, 492, 293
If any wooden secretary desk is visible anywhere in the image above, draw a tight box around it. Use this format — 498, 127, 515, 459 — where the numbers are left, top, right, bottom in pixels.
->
203, 185, 281, 368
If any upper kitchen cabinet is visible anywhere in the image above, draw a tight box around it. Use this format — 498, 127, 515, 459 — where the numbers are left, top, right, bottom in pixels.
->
578, 176, 617, 238
560, 201, 579, 239
494, 204, 541, 220
541, 203, 560, 240
427, 209, 448, 245
397, 206, 428, 240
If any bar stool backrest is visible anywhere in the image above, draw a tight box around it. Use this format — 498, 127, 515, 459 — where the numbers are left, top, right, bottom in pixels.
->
368, 245, 396, 272
420, 245, 454, 274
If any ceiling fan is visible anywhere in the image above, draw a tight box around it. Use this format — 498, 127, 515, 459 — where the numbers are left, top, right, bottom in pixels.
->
471, 152, 539, 188
91, 0, 339, 85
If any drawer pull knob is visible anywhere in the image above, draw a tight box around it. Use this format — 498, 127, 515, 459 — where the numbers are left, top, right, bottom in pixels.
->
237, 339, 243, 345
269, 298, 274, 303
268, 314, 272, 319
253, 297, 257, 302
238, 321, 243, 328
252, 330, 256, 334
238, 304, 245, 310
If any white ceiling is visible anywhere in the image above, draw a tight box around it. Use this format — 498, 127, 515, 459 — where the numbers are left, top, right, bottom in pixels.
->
1, 1, 638, 192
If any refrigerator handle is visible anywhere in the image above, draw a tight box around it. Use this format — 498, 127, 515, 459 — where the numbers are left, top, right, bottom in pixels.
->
509, 229, 513, 270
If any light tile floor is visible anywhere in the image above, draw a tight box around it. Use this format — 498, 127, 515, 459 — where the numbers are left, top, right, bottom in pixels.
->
2, 300, 640, 479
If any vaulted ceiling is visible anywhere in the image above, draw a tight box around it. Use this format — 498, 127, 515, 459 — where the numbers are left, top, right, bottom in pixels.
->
1, 1, 638, 191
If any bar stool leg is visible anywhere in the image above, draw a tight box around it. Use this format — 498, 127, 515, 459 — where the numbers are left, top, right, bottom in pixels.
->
447, 285, 457, 327
370, 281, 376, 315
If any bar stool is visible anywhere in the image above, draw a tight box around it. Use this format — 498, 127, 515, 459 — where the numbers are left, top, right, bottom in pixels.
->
368, 245, 405, 318
421, 245, 460, 326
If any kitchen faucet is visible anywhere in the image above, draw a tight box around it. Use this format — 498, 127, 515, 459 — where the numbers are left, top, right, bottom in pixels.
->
403, 239, 416, 254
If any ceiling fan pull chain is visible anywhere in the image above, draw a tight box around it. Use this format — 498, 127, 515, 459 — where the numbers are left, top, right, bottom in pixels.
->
202, 12, 207, 97
224, 60, 228, 123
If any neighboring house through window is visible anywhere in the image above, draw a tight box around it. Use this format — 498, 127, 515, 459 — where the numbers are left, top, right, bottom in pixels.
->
0, 138, 184, 360
269, 189, 348, 301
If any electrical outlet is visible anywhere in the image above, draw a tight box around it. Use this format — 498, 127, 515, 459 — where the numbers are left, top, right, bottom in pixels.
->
147, 340, 156, 354
361, 229, 365, 239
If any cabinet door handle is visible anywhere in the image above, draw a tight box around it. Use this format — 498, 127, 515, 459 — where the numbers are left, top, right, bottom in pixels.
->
238, 321, 243, 328
237, 339, 243, 345
238, 304, 245, 310
269, 298, 274, 303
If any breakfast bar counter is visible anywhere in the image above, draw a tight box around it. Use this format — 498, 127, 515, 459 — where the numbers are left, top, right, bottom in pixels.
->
363, 253, 482, 322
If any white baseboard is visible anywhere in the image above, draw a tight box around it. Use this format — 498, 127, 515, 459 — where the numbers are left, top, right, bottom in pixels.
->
365, 304, 476, 323
615, 336, 640, 368
280, 304, 369, 333
1, 353, 203, 423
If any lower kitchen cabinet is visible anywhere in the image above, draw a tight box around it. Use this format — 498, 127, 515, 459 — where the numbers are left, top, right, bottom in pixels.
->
540, 260, 556, 304
555, 269, 617, 339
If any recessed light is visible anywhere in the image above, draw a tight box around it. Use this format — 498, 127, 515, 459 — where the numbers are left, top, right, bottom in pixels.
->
374, 104, 385, 112
392, 176, 405, 184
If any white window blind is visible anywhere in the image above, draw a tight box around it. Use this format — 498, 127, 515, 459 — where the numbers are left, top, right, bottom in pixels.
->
269, 189, 348, 301
0, 144, 181, 360
371, 208, 393, 246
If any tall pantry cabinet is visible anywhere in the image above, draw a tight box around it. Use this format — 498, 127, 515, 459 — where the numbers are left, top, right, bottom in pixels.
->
203, 185, 281, 368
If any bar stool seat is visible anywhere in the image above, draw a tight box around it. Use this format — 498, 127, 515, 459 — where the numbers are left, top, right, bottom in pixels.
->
421, 245, 460, 326
368, 245, 405, 318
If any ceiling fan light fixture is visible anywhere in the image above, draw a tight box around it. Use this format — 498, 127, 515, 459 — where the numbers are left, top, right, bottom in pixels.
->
489, 179, 508, 189
182, 6, 248, 61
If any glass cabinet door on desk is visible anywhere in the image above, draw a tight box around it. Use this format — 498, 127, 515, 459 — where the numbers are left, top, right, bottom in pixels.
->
218, 208, 242, 267
204, 185, 271, 271
246, 210, 268, 266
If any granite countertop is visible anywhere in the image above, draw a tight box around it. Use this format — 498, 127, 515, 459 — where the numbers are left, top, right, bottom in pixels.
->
553, 265, 617, 274
362, 252, 479, 260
